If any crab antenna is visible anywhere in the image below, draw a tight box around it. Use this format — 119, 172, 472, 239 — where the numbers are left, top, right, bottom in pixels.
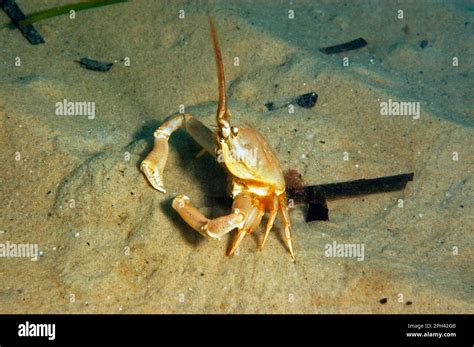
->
209, 17, 229, 129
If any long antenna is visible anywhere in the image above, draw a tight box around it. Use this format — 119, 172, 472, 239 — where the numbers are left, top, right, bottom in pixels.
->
208, 17, 228, 126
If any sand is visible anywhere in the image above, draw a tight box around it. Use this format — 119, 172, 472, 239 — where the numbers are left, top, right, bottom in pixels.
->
0, 0, 472, 313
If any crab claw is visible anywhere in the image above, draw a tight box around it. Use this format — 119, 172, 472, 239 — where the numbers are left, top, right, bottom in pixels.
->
141, 160, 166, 193
140, 128, 170, 193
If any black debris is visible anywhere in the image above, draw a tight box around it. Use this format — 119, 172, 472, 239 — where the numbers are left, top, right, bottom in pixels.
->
379, 298, 388, 304
420, 40, 429, 48
406, 301, 413, 305
320, 37, 367, 54
286, 173, 414, 223
1, 0, 45, 45
294, 92, 318, 108
305, 187, 329, 222
265, 102, 275, 111
320, 173, 414, 198
290, 173, 414, 201
77, 57, 113, 72
265, 91, 318, 112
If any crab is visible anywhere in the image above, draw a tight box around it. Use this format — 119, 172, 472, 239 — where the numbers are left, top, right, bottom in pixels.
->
140, 18, 294, 259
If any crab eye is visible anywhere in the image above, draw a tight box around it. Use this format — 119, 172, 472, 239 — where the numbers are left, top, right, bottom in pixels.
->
231, 127, 239, 136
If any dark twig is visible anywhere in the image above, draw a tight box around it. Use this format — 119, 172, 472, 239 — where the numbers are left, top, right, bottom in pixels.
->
76, 57, 113, 72
1, 0, 45, 44
319, 38, 367, 54
287, 173, 414, 222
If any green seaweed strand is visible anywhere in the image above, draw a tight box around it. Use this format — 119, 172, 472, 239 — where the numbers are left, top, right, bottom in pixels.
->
18, 0, 128, 28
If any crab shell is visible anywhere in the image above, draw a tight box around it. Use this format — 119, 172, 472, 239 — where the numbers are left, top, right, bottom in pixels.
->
219, 126, 286, 199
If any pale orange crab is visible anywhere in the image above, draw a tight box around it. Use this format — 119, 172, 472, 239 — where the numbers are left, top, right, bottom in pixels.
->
140, 18, 294, 259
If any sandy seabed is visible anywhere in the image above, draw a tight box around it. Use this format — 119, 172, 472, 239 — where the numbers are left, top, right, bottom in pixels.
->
0, 0, 473, 313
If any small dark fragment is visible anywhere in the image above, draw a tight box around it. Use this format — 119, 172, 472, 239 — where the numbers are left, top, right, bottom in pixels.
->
77, 57, 113, 72
294, 92, 318, 108
265, 102, 275, 111
1, 0, 45, 45
320, 37, 367, 54
265, 91, 318, 112
305, 187, 328, 222
379, 298, 388, 304
420, 40, 429, 49
406, 301, 413, 305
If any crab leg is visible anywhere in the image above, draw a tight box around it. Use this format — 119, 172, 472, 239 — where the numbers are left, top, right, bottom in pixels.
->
141, 113, 215, 193
226, 192, 263, 256
260, 210, 277, 250
172, 195, 244, 239
260, 196, 278, 251
278, 195, 295, 260
226, 206, 264, 257
172, 192, 265, 256
226, 229, 247, 256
